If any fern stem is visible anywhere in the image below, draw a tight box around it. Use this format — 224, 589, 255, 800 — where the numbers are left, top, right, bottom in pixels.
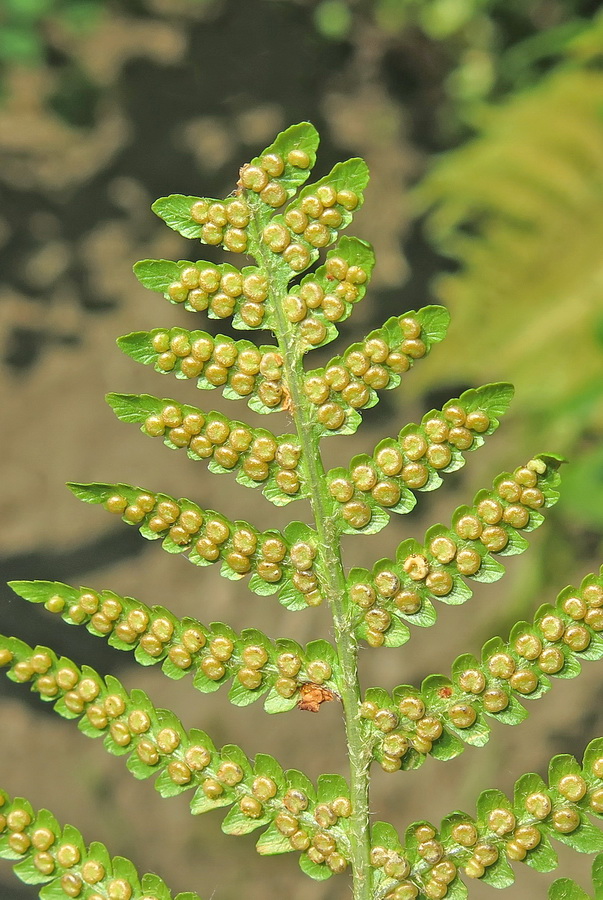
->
259, 247, 373, 899
292, 390, 373, 900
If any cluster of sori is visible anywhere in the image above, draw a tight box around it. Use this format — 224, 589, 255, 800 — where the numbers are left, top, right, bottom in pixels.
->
303, 307, 448, 434
347, 456, 560, 647
371, 740, 603, 900
153, 126, 321, 263
282, 237, 374, 342
269, 785, 352, 874
361, 572, 603, 772
119, 329, 287, 412
188, 196, 251, 253
68, 483, 323, 609
328, 383, 513, 532
156, 260, 270, 329
107, 393, 304, 504
239, 146, 313, 206
151, 121, 321, 261
137, 239, 373, 336
0, 642, 352, 878
259, 165, 365, 276
8, 581, 339, 711
0, 792, 192, 900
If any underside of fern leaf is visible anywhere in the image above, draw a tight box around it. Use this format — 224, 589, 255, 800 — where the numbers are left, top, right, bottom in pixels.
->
2, 121, 602, 900
0, 789, 201, 900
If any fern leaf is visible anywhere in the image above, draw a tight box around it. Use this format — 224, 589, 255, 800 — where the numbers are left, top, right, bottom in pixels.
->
7, 580, 340, 713
152, 123, 320, 246
279, 236, 375, 346
0, 638, 353, 880
327, 382, 514, 533
362, 569, 603, 771
348, 454, 563, 647
134, 258, 273, 330
368, 739, 603, 899
0, 789, 201, 899
117, 329, 289, 414
66, 482, 323, 610
5, 118, 597, 899
252, 157, 369, 291
105, 393, 306, 506
303, 305, 450, 438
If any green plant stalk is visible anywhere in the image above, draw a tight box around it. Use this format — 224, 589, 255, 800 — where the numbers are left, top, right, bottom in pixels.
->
254, 236, 374, 899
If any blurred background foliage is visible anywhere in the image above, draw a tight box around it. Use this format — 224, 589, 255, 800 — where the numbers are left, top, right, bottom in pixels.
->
1, 1, 603, 899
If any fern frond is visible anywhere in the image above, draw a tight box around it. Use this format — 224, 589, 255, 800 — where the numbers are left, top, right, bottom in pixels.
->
414, 66, 603, 422
7, 580, 339, 713
368, 739, 603, 900
348, 454, 563, 647
5, 118, 599, 900
106, 393, 306, 506
0, 789, 202, 899
0, 637, 353, 881
326, 382, 513, 533
304, 305, 449, 437
280, 235, 375, 340
134, 258, 273, 330
363, 569, 603, 771
66, 482, 322, 610
117, 329, 288, 414
133, 239, 373, 336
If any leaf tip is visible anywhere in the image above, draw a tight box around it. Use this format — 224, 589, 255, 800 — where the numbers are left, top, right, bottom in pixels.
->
496, 381, 515, 400
66, 482, 107, 503
150, 196, 170, 216
534, 452, 567, 470
478, 380, 515, 413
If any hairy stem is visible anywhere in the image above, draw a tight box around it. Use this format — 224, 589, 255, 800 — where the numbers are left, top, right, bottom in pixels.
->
288, 361, 373, 900
257, 243, 373, 899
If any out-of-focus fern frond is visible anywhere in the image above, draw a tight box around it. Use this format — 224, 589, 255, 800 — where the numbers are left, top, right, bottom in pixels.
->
415, 65, 603, 443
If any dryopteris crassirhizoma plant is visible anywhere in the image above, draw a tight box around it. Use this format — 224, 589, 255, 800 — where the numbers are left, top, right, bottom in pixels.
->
1, 122, 603, 900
